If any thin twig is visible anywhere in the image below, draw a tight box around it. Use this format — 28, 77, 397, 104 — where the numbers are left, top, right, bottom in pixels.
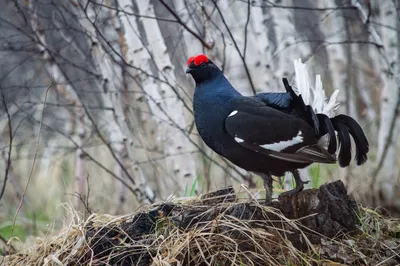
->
212, 0, 256, 94
9, 81, 52, 255
0, 86, 13, 202
158, 0, 213, 49
238, 0, 356, 11
85, 173, 91, 213
351, 0, 384, 49
90, 1, 179, 23
67, 174, 92, 215
372, 96, 400, 181
243, 0, 251, 59
0, 234, 16, 254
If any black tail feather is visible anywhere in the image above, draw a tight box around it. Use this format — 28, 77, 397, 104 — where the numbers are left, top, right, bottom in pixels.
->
316, 114, 337, 154
281, 78, 369, 167
305, 105, 320, 136
331, 117, 352, 167
335, 115, 369, 165
282, 78, 319, 136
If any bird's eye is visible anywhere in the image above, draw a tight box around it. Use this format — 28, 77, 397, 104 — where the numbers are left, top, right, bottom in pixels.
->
200, 63, 206, 67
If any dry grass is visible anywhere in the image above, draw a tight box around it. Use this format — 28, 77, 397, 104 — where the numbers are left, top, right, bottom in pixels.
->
2, 193, 400, 266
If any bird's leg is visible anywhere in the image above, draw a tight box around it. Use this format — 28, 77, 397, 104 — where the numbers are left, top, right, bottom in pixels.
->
279, 170, 308, 197
260, 173, 273, 205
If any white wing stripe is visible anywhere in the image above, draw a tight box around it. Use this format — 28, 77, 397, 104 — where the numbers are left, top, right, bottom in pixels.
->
234, 137, 244, 143
260, 131, 303, 152
228, 110, 238, 117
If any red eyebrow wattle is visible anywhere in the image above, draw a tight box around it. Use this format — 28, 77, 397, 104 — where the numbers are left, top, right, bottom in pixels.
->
193, 54, 208, 66
187, 56, 196, 67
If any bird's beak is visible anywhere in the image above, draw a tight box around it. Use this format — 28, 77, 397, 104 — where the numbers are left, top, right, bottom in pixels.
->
186, 67, 193, 74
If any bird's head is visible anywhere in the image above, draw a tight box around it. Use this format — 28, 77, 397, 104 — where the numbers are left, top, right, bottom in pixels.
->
186, 54, 221, 84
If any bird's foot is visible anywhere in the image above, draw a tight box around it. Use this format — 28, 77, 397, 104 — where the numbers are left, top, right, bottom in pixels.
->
279, 188, 300, 198
258, 172, 273, 205
279, 180, 308, 198
264, 196, 272, 205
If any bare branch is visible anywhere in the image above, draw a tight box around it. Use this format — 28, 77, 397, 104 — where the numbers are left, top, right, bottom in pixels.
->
9, 81, 52, 255
11, 101, 142, 199
243, 0, 251, 59
238, 0, 356, 11
91, 1, 179, 23
158, 0, 213, 49
212, 0, 256, 95
351, 0, 384, 49
67, 174, 92, 215
0, 86, 13, 202
372, 97, 400, 181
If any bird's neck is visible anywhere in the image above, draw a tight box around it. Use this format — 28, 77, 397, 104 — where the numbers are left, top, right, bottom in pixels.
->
193, 73, 241, 154
193, 73, 242, 132
195, 72, 242, 99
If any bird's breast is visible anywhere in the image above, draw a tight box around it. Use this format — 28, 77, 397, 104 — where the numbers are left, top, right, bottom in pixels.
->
193, 96, 235, 154
194, 109, 228, 154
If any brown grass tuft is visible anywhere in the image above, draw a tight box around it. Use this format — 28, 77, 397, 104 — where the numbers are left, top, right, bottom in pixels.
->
2, 191, 400, 266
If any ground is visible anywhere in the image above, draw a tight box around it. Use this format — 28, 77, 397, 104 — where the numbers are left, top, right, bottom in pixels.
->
2, 181, 400, 265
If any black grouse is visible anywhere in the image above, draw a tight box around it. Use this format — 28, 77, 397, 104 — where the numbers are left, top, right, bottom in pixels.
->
186, 54, 369, 203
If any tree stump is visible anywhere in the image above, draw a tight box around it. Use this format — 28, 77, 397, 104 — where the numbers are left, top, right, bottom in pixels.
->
124, 180, 359, 249
80, 180, 361, 264
275, 180, 360, 239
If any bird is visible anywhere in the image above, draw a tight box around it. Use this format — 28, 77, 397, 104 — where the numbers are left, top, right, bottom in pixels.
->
186, 54, 369, 204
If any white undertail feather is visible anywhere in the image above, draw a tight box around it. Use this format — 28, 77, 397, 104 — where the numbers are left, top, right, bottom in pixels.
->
293, 59, 339, 118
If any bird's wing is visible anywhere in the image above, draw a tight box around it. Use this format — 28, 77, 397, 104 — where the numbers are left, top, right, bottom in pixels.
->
254, 79, 321, 136
253, 92, 292, 111
225, 100, 336, 164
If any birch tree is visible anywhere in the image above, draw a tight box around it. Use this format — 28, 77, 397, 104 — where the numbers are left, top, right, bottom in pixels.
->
2, 0, 400, 219
374, 0, 400, 202
116, 0, 197, 197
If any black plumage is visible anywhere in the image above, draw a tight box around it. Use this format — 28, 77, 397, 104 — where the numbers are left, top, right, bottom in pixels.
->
316, 114, 337, 154
187, 54, 369, 203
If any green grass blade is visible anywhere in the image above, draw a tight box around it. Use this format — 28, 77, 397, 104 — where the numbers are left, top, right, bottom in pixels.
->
189, 175, 199, 196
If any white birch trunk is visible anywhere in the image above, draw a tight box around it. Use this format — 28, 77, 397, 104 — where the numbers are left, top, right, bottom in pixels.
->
313, 1, 352, 186
8, 0, 400, 216
212, 0, 252, 94
31, 1, 154, 208
170, 0, 219, 190
356, 61, 378, 137
29, 2, 89, 209
117, 0, 197, 197
271, 0, 310, 80
173, 0, 203, 57
206, 0, 275, 94
269, 0, 312, 189
81, 2, 156, 204
249, 0, 279, 91
376, 1, 399, 202
316, 1, 347, 114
